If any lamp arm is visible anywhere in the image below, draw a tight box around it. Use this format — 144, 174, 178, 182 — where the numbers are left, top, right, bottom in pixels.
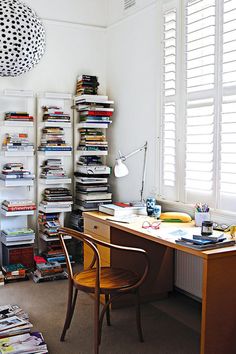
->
119, 142, 148, 161
140, 142, 148, 202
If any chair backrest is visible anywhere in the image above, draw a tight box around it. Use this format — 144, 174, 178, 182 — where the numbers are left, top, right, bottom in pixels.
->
59, 227, 150, 292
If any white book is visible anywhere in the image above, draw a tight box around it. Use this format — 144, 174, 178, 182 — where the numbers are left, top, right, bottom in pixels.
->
77, 192, 112, 201
99, 204, 147, 216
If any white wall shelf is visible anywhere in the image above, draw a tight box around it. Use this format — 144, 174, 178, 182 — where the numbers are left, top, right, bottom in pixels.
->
36, 92, 74, 254
2, 151, 34, 157
39, 206, 72, 213
3, 121, 34, 127
0, 179, 34, 187
76, 150, 108, 157
0, 209, 35, 217
0, 90, 37, 265
39, 233, 72, 242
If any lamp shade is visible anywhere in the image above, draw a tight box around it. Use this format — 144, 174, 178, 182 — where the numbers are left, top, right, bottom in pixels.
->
0, 0, 46, 77
114, 159, 129, 177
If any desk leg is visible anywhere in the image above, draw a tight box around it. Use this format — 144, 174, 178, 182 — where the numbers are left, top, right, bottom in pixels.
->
201, 254, 236, 354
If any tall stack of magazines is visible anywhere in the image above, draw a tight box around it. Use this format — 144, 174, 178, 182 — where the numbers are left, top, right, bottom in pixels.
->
0, 304, 48, 353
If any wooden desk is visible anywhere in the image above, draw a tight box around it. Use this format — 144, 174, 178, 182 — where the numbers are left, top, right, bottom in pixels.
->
83, 211, 236, 354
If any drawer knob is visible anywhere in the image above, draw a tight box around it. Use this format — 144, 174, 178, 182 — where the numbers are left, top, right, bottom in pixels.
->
94, 225, 98, 229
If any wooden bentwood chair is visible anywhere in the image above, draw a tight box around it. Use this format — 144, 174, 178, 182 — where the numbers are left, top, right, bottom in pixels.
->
59, 227, 150, 354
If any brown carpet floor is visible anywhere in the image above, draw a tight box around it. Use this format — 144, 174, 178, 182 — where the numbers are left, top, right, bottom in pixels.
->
0, 279, 200, 354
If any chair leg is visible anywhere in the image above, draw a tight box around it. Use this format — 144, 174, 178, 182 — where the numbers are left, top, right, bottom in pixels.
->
105, 294, 111, 326
60, 282, 75, 341
94, 292, 100, 354
67, 288, 78, 329
135, 290, 144, 342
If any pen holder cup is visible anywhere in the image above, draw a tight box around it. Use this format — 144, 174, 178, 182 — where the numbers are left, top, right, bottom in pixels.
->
195, 212, 210, 227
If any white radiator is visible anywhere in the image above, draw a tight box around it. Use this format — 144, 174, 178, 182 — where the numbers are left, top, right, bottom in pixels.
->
175, 250, 203, 299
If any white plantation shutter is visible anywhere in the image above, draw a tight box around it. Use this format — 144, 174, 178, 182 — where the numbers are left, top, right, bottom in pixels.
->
219, 0, 236, 212
161, 5, 178, 200
185, 0, 216, 205
159, 0, 236, 213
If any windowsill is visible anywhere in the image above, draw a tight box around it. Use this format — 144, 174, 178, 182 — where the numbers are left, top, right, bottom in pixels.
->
157, 198, 236, 226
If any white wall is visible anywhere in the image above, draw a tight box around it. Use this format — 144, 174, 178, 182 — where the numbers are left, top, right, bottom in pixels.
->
106, 1, 161, 202
0, 1, 107, 94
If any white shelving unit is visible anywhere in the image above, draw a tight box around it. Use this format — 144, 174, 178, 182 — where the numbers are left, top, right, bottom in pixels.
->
73, 94, 113, 215
36, 92, 73, 250
0, 90, 36, 264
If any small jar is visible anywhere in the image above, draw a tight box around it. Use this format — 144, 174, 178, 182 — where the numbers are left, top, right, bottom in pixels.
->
201, 221, 213, 236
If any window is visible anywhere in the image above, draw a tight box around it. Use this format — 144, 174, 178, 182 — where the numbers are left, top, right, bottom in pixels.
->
160, 0, 236, 212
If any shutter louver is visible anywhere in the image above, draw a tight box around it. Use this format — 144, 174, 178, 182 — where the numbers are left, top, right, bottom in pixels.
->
161, 7, 177, 199
220, 0, 236, 211
185, 0, 216, 204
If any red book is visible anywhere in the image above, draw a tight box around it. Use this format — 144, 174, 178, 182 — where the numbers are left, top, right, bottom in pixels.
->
6, 206, 36, 211
83, 111, 113, 117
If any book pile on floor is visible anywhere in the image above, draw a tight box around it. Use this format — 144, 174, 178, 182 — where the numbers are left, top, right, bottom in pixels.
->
42, 105, 71, 123
1, 228, 35, 246
1, 200, 36, 214
0, 304, 48, 353
1, 264, 28, 283
4, 111, 33, 122
75, 156, 112, 211
39, 188, 73, 212
0, 163, 35, 182
2, 133, 34, 152
32, 259, 68, 283
76, 74, 99, 96
40, 159, 69, 180
38, 127, 72, 152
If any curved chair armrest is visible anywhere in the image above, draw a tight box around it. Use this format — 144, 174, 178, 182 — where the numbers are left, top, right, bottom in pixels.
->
60, 227, 150, 292
59, 230, 101, 290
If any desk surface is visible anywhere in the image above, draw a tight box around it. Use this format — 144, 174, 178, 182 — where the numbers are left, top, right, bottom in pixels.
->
84, 211, 236, 260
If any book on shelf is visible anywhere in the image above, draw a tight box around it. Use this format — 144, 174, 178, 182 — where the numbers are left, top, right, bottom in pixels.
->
75, 176, 108, 184
76, 192, 112, 201
2, 133, 34, 152
75, 94, 108, 103
4, 111, 34, 122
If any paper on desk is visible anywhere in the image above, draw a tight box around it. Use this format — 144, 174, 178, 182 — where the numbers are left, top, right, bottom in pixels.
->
146, 228, 189, 240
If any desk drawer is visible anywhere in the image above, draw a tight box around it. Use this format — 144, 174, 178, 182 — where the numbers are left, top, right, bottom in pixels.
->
84, 218, 110, 241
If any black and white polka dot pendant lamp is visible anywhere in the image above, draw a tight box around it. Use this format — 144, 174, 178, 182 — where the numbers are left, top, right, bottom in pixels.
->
0, 0, 46, 77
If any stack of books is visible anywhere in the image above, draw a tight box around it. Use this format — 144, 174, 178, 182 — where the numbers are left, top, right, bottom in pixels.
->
0, 270, 4, 286
175, 230, 236, 250
1, 228, 35, 246
42, 105, 71, 123
0, 163, 35, 182
75, 156, 112, 211
39, 188, 73, 212
31, 261, 68, 283
76, 99, 114, 127
78, 128, 108, 152
40, 159, 69, 181
42, 243, 71, 265
0, 305, 48, 352
4, 111, 33, 122
38, 211, 61, 240
2, 133, 34, 152
38, 127, 72, 152
1, 200, 36, 214
76, 74, 99, 96
1, 264, 28, 283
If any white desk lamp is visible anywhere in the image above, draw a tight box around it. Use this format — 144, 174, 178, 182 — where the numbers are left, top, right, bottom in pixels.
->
114, 141, 148, 206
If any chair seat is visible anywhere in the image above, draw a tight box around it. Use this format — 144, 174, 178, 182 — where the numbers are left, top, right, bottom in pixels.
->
73, 267, 139, 293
